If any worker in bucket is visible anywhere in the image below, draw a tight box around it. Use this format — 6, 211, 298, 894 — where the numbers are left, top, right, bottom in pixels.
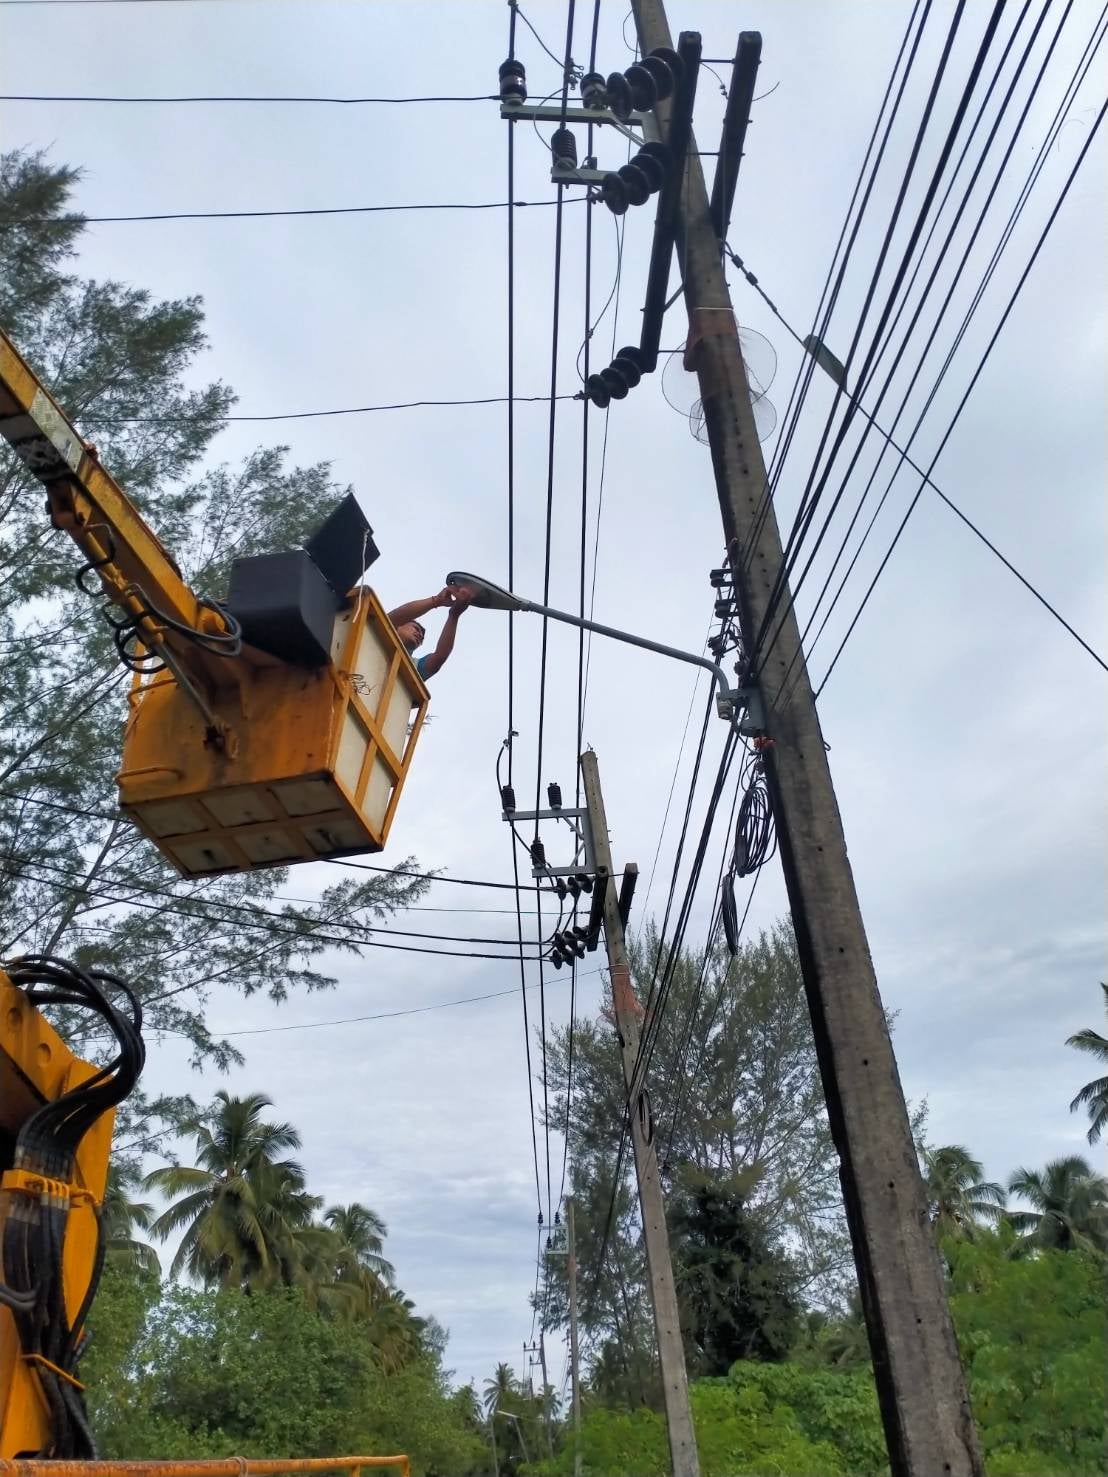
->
388, 584, 474, 680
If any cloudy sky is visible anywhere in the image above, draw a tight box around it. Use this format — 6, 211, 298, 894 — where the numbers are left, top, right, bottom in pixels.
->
2, 0, 1104, 1391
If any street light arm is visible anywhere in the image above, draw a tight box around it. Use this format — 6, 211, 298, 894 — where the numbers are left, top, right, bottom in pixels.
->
445, 569, 737, 716
526, 596, 735, 712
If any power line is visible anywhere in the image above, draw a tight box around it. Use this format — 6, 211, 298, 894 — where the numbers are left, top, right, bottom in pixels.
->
750, 0, 1003, 675
0, 787, 587, 892
757, 0, 1048, 690
7, 197, 589, 225
504, 0, 544, 1231
81, 394, 577, 424
740, 0, 930, 583
192, 971, 603, 1039
818, 91, 1108, 692
0, 92, 498, 104
3, 853, 552, 960
729, 254, 1107, 677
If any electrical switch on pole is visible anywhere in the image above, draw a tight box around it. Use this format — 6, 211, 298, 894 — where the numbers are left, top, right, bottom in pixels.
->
627, 4, 982, 1475
580, 749, 700, 1477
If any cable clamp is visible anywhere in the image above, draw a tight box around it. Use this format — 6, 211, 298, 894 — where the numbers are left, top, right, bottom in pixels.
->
21, 1353, 86, 1392
2, 1168, 96, 1208
684, 307, 739, 371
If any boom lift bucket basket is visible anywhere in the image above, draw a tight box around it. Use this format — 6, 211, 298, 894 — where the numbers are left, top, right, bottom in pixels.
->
116, 589, 429, 878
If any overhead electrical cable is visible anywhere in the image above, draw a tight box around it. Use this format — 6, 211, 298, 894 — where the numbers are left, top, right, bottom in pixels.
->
84, 394, 576, 425
728, 258, 1107, 676
764, 0, 1058, 699
529, 0, 578, 1237
505, 0, 546, 1229
2, 854, 553, 958
172, 971, 600, 1039
777, 0, 1085, 697
0, 790, 585, 891
750, 0, 1006, 678
817, 91, 1107, 692
740, 0, 930, 576
6, 196, 589, 226
0, 91, 500, 104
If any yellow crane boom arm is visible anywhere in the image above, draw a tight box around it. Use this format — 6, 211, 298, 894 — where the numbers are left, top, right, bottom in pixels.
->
0, 328, 239, 709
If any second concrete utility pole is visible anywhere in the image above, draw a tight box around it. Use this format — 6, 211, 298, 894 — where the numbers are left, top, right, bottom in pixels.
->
580, 748, 699, 1477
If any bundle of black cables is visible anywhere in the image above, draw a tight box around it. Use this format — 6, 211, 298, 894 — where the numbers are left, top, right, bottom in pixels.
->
0, 955, 145, 1457
720, 748, 777, 955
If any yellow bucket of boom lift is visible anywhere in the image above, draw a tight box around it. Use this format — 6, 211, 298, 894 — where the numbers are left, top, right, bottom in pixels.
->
116, 588, 429, 879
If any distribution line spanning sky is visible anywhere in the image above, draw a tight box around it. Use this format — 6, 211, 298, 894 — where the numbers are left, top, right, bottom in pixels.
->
1, 0, 1104, 1386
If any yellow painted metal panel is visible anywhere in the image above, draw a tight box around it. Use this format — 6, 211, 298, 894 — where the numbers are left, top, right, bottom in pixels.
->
116, 591, 429, 876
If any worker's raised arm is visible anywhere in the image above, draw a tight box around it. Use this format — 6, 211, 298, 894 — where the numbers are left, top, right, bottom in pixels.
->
387, 588, 454, 627
417, 592, 472, 678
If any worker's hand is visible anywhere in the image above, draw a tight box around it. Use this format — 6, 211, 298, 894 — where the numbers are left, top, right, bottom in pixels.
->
451, 586, 476, 611
433, 586, 456, 608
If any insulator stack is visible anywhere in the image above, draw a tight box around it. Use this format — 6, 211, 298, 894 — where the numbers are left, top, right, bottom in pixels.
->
604, 45, 683, 119
550, 127, 577, 170
599, 140, 669, 216
585, 344, 646, 409
580, 71, 606, 109
499, 58, 527, 106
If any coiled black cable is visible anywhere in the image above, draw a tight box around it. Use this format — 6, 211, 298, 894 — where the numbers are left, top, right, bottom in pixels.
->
720, 748, 776, 954
0, 956, 145, 1457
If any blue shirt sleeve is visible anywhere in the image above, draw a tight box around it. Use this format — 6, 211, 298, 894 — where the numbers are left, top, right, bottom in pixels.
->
415, 655, 431, 681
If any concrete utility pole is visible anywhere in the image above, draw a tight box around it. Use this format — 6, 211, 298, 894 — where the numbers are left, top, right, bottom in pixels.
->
539, 1333, 554, 1459
580, 749, 699, 1477
567, 1199, 583, 1477
628, 4, 982, 1475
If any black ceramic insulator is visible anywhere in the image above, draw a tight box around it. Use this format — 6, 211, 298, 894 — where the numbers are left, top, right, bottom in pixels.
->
585, 374, 612, 408
551, 950, 564, 970
710, 567, 728, 586
600, 367, 630, 400
578, 873, 594, 893
616, 161, 651, 207
610, 353, 642, 389
639, 52, 676, 101
530, 838, 546, 869
499, 58, 527, 104
580, 71, 606, 108
714, 599, 733, 618
547, 782, 563, 809
599, 172, 629, 214
624, 62, 658, 111
631, 149, 666, 193
500, 783, 517, 812
648, 46, 683, 83
551, 126, 577, 168
606, 70, 633, 119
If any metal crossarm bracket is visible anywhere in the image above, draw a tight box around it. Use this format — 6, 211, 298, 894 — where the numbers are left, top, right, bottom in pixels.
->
505, 804, 596, 879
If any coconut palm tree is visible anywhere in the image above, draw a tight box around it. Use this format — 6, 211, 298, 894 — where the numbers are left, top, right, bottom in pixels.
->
101, 1163, 161, 1276
821, 1290, 870, 1369
364, 1288, 425, 1374
483, 1362, 519, 1416
143, 1090, 306, 1287
1007, 1155, 1108, 1253
325, 1201, 395, 1285
921, 1145, 1006, 1241
1067, 984, 1108, 1145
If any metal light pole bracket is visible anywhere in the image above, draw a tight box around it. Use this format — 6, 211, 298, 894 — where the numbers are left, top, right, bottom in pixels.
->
731, 685, 765, 736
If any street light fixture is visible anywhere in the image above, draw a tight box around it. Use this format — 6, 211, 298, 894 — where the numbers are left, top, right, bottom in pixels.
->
445, 570, 762, 733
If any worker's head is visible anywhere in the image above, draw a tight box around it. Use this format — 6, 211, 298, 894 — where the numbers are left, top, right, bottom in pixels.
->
396, 619, 426, 652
